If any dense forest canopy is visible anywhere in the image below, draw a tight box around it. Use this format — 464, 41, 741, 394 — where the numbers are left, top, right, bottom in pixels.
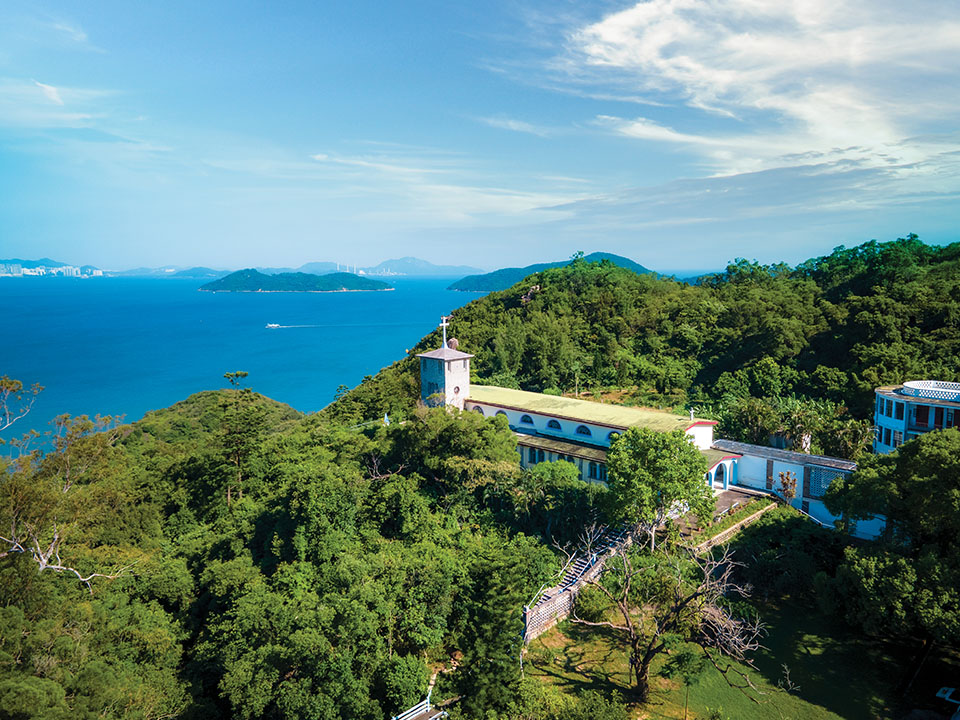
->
3, 234, 960, 719
329, 235, 960, 458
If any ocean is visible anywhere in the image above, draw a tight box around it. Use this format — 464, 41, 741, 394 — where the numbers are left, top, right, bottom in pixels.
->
0, 276, 483, 437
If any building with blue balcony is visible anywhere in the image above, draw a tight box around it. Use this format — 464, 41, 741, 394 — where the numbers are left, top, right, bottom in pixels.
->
874, 380, 960, 453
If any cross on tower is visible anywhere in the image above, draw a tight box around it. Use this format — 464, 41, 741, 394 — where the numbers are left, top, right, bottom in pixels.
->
439, 316, 449, 347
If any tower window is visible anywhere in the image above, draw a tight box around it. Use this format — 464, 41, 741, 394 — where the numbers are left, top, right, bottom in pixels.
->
547, 419, 562, 431
520, 415, 534, 425
575, 425, 592, 436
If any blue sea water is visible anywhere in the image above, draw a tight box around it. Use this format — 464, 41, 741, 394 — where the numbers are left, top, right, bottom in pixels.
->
0, 277, 483, 436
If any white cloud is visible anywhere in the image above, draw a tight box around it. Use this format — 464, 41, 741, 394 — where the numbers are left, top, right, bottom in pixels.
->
557, 0, 960, 175
477, 115, 553, 137
33, 79, 63, 105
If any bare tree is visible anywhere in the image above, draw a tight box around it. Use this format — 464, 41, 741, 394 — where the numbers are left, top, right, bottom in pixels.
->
0, 414, 136, 591
777, 471, 797, 505
0, 375, 42, 435
571, 545, 764, 702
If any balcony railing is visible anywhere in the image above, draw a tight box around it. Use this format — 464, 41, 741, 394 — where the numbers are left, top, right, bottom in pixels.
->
899, 380, 960, 402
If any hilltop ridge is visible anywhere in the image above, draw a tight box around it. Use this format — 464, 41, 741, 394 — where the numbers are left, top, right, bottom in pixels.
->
447, 252, 652, 291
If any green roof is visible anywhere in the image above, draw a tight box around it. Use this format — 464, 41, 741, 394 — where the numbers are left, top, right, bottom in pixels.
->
467, 385, 713, 432
514, 433, 608, 463
700, 447, 739, 469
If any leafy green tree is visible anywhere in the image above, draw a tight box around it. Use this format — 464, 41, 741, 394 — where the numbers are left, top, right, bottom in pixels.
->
606, 428, 710, 551
823, 429, 960, 642
219, 371, 267, 506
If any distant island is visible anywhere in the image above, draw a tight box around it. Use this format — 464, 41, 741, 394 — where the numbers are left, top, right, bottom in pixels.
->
448, 251, 652, 291
199, 269, 393, 293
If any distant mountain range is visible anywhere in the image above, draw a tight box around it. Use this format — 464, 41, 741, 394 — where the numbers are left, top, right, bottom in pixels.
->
11, 256, 482, 278
447, 252, 653, 291
199, 269, 392, 293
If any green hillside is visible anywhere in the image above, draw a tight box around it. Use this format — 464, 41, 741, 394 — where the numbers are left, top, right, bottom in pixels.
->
330, 235, 960, 445
200, 269, 392, 292
447, 251, 652, 291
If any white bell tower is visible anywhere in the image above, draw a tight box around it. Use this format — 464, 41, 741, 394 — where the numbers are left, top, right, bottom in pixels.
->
417, 316, 473, 409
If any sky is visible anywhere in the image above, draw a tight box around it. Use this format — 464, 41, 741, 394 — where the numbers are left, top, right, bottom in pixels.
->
0, 0, 958, 272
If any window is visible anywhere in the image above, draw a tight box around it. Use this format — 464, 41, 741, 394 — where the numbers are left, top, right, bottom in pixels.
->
885, 399, 893, 417
916, 405, 929, 427
935, 407, 945, 429
575, 425, 592, 437
528, 447, 537, 464
884, 427, 892, 446
547, 419, 562, 431
598, 465, 608, 482
496, 410, 508, 418
876, 396, 884, 416
895, 402, 904, 420
607, 431, 620, 443
808, 467, 844, 498
537, 449, 545, 463
520, 414, 534, 425
589, 462, 597, 480
892, 430, 903, 447
473, 406, 484, 415
801, 500, 810, 515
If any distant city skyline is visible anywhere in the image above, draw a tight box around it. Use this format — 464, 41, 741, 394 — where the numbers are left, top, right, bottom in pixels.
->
1, 1, 957, 270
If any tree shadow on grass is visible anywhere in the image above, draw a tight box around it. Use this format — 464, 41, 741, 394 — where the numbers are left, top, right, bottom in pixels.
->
750, 602, 913, 720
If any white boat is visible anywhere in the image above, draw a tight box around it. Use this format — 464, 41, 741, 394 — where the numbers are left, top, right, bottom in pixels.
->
265, 323, 280, 329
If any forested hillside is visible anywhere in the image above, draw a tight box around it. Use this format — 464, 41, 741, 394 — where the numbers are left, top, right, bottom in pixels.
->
3, 234, 960, 720
0, 385, 623, 719
330, 235, 960, 458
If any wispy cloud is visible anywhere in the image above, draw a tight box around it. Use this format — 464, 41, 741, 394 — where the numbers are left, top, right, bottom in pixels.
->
33, 79, 63, 105
477, 115, 554, 137
549, 0, 960, 179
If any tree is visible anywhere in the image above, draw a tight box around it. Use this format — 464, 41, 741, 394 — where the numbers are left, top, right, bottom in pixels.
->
571, 547, 762, 702
606, 428, 711, 551
0, 414, 136, 590
823, 429, 960, 642
777, 471, 797, 505
219, 371, 266, 506
0, 375, 42, 434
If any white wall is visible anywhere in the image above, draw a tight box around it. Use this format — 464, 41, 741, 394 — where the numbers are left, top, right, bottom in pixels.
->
686, 423, 715, 450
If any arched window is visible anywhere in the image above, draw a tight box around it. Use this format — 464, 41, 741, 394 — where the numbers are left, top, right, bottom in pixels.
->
547, 419, 562, 431
496, 410, 508, 418
473, 406, 484, 415
520, 414, 534, 425
576, 424, 592, 437
607, 431, 620, 443
715, 463, 726, 487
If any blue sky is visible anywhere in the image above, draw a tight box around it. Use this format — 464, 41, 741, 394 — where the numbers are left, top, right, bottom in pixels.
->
1, 0, 958, 272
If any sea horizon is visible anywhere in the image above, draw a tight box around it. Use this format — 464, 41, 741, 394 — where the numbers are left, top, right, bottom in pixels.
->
1, 275, 483, 438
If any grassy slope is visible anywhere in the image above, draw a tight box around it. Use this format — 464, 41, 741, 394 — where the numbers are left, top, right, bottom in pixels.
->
526, 602, 910, 720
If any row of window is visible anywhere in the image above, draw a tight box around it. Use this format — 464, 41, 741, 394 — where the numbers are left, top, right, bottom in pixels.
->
876, 396, 905, 420
877, 426, 904, 448
473, 406, 622, 442
524, 446, 608, 481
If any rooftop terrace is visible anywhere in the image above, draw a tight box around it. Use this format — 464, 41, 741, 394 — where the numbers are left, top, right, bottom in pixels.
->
468, 385, 713, 432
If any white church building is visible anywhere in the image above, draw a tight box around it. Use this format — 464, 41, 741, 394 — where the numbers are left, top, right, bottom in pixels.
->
419, 318, 885, 540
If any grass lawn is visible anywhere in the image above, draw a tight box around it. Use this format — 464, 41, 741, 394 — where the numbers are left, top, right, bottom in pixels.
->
525, 602, 915, 720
